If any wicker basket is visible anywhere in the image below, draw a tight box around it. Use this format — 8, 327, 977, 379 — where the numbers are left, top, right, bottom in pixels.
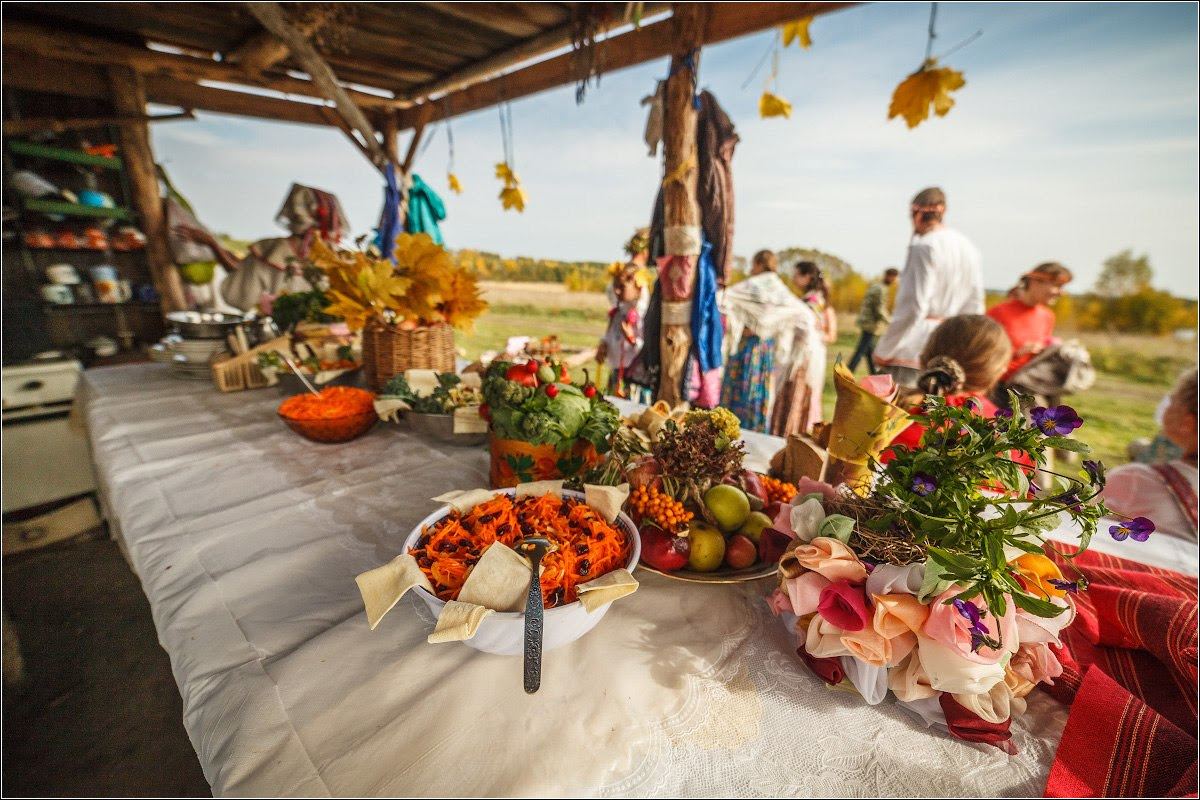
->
361, 321, 455, 391
210, 336, 291, 393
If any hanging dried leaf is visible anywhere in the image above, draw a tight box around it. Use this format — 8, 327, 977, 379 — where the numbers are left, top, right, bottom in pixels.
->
494, 162, 518, 186
781, 17, 812, 49
447, 173, 463, 194
499, 185, 528, 213
888, 59, 966, 129
759, 91, 793, 120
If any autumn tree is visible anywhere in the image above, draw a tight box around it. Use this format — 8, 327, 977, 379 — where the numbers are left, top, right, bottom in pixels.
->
1095, 250, 1152, 297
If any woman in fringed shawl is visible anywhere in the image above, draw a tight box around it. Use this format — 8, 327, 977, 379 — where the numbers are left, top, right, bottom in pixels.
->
718, 250, 818, 434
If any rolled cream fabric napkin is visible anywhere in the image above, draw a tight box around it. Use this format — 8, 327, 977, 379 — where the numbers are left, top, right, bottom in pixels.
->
576, 569, 639, 612
515, 480, 564, 498
584, 483, 630, 523
374, 397, 410, 422
915, 635, 1007, 695
432, 488, 498, 513
865, 563, 925, 597
888, 651, 938, 702
355, 553, 434, 630
806, 616, 852, 659
457, 543, 533, 612
788, 498, 826, 543
953, 679, 1026, 725
428, 601, 493, 643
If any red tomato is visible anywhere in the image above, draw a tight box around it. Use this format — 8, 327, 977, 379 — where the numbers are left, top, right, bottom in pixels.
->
505, 364, 539, 387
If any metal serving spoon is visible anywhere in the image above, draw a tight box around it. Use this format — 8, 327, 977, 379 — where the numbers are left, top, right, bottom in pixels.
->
515, 536, 556, 694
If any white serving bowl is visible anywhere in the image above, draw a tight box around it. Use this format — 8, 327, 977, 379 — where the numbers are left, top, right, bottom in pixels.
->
402, 488, 640, 655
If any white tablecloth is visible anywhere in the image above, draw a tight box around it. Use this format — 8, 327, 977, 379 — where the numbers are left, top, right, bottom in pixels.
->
79, 365, 1192, 798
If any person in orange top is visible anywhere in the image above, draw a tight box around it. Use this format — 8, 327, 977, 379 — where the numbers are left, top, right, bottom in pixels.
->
987, 262, 1073, 384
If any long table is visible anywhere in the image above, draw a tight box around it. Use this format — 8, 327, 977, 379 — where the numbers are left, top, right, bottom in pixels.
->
79, 364, 1194, 797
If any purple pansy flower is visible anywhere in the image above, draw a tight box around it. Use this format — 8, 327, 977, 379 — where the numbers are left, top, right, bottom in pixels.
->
1030, 405, 1084, 436
1082, 459, 1106, 489
953, 598, 996, 653
1109, 516, 1155, 542
995, 408, 1014, 419
1048, 578, 1080, 594
911, 472, 937, 497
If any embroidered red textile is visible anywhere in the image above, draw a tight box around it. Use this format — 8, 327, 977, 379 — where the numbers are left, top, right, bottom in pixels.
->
1042, 545, 1198, 797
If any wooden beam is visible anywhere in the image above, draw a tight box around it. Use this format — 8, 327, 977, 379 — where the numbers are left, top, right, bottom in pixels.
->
106, 66, 188, 313
142, 76, 342, 128
244, 2, 388, 168
382, 113, 400, 165
2, 51, 110, 100
398, 2, 857, 127
3, 111, 194, 138
422, 2, 549, 38
403, 3, 671, 103
2, 20, 410, 110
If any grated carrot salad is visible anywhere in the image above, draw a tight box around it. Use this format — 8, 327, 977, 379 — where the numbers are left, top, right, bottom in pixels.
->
409, 493, 630, 608
278, 386, 375, 420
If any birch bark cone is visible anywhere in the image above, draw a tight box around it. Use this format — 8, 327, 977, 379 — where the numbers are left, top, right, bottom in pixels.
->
656, 3, 706, 406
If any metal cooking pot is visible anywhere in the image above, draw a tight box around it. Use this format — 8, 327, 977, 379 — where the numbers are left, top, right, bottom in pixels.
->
165, 311, 250, 340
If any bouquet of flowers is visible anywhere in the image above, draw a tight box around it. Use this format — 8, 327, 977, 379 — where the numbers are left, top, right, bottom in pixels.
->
764, 396, 1153, 753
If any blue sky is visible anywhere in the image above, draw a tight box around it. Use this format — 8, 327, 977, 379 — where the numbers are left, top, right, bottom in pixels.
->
150, 2, 1199, 298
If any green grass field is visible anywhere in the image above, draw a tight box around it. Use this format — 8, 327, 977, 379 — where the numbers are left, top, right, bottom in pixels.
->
459, 284, 1195, 468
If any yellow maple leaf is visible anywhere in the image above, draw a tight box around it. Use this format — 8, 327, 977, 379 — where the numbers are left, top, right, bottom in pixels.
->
494, 162, 518, 186
499, 184, 527, 212
438, 267, 490, 334
781, 17, 812, 49
888, 59, 967, 129
448, 173, 463, 194
759, 91, 793, 120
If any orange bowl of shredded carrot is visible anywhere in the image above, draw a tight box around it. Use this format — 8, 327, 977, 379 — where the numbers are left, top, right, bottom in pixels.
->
402, 489, 641, 655
278, 386, 378, 443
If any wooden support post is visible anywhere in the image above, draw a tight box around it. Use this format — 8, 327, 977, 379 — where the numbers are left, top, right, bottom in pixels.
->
107, 66, 188, 313
656, 3, 707, 406
382, 112, 400, 165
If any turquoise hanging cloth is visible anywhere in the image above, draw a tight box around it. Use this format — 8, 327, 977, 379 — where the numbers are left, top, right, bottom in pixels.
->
404, 173, 446, 245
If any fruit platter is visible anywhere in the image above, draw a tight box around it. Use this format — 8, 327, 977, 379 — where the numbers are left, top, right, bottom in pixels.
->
589, 404, 802, 582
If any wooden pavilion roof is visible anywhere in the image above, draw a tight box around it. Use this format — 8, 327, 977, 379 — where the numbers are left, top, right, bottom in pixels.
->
3, 2, 854, 167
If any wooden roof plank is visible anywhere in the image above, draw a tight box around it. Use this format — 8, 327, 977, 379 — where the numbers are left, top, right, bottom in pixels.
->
403, 2, 671, 102
397, 2, 857, 128
420, 2, 551, 38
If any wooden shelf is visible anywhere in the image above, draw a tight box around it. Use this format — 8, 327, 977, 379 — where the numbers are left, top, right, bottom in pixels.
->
23, 198, 133, 221
7, 139, 123, 169
42, 301, 161, 313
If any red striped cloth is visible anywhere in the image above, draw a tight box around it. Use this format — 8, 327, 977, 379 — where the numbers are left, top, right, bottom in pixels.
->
1042, 544, 1198, 798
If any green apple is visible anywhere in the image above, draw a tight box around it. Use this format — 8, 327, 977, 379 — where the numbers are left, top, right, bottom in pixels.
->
737, 511, 773, 544
703, 484, 751, 533
686, 520, 726, 572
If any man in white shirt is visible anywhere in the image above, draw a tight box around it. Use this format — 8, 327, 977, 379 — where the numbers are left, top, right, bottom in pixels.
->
875, 187, 985, 387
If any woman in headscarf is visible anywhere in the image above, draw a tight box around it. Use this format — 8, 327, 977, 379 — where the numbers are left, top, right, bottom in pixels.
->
174, 183, 350, 313
718, 250, 818, 434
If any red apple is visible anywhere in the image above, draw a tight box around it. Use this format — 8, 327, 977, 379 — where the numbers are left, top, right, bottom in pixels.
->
624, 455, 662, 492
723, 469, 769, 505
724, 534, 757, 569
758, 527, 795, 565
639, 522, 690, 571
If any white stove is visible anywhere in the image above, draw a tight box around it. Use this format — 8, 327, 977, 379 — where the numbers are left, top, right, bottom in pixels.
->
2, 359, 98, 513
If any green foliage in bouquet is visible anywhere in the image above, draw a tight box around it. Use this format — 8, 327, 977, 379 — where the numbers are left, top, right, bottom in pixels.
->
270, 289, 339, 331
856, 394, 1115, 622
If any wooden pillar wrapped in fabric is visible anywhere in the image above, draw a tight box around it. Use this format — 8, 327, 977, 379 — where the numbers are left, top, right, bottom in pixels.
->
106, 66, 188, 312
656, 3, 708, 406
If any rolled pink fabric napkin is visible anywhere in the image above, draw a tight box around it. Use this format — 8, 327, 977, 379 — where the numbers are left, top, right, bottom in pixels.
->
766, 587, 794, 617
888, 650, 938, 702
1005, 641, 1064, 698
784, 571, 831, 616
817, 580, 870, 631
922, 586, 1018, 665
790, 537, 868, 584
866, 593, 928, 665
794, 477, 839, 504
